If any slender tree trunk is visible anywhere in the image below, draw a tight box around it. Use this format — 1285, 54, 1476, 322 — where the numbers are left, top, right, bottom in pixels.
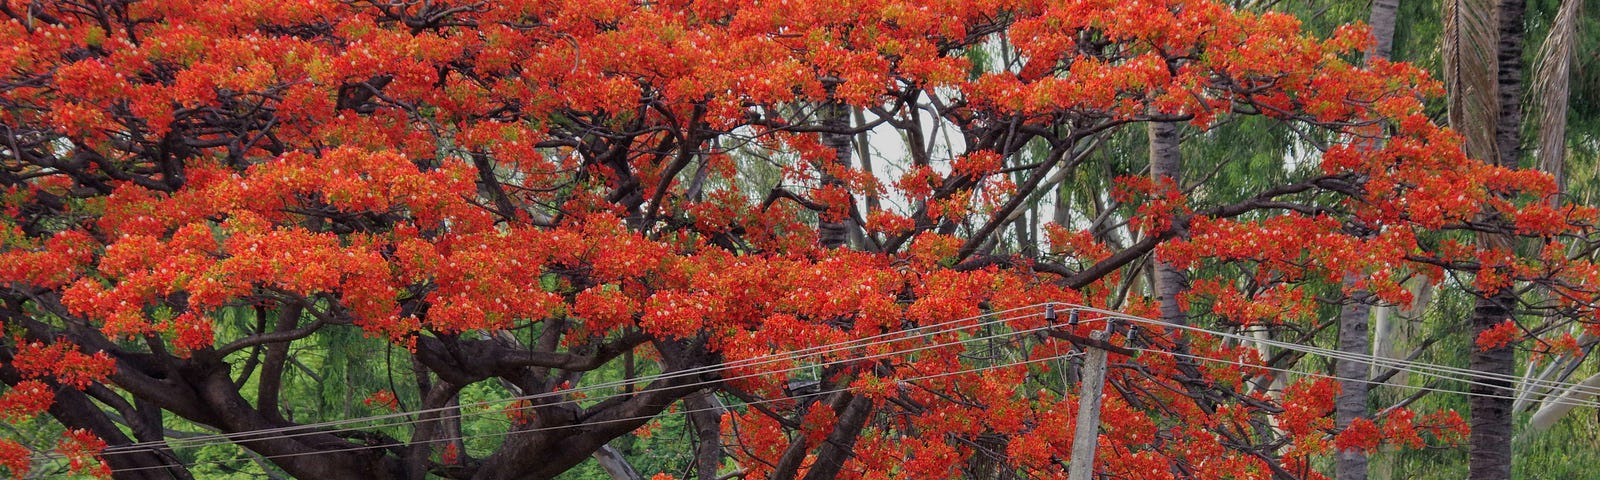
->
1054, 181, 1071, 226
1367, 0, 1401, 60
593, 445, 644, 480
1525, 371, 1600, 435
1335, 280, 1373, 480
1148, 121, 1185, 326
1336, 1, 1400, 477
818, 99, 853, 249
852, 106, 881, 216
1370, 278, 1430, 480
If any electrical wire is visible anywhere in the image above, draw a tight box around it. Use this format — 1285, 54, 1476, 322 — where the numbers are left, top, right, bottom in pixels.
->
36, 303, 1600, 471
1070, 301, 1586, 391
1055, 302, 1600, 398
58, 305, 1088, 461
68, 302, 1600, 460
95, 334, 1600, 477
1132, 348, 1600, 410
114, 311, 1062, 456
91, 350, 1093, 476
176, 304, 1600, 465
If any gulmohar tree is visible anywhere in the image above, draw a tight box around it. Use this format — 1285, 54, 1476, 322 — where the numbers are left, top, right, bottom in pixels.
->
0, 0, 1595, 479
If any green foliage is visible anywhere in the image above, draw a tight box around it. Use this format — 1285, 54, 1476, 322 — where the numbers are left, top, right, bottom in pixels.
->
1514, 402, 1600, 479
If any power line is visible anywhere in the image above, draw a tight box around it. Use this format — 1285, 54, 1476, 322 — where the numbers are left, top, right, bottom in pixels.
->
60, 305, 1083, 461
1134, 347, 1600, 410
141, 311, 1061, 455
40, 303, 1600, 471
94, 338, 1600, 478
1019, 302, 1600, 410
91, 350, 1094, 476
75, 302, 1600, 460
1056, 302, 1600, 398
181, 303, 1600, 464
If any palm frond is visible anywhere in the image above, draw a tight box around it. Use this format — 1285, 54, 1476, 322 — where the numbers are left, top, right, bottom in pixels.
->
1442, 0, 1499, 162
1529, 0, 1582, 189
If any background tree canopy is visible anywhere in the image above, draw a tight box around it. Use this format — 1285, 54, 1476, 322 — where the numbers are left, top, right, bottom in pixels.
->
0, 0, 1597, 479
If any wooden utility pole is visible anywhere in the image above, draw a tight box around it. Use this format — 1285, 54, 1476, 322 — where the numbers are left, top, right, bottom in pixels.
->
1043, 306, 1131, 480
1067, 320, 1115, 480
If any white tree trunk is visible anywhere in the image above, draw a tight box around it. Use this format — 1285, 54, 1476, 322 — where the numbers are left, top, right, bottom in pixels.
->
1524, 372, 1600, 436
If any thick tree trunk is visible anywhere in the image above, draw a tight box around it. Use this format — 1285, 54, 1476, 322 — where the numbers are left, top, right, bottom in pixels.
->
1490, 0, 1527, 173
44, 384, 194, 479
1469, 289, 1517, 480
471, 338, 714, 480
800, 394, 874, 480
191, 367, 404, 479
256, 305, 301, 424
685, 391, 726, 480
1469, 0, 1526, 477
1147, 120, 1231, 475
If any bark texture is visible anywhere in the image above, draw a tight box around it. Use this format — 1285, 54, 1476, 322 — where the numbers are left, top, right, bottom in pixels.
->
1335, 282, 1373, 480
818, 99, 854, 249
1336, 1, 1399, 477
1148, 121, 1186, 327
1469, 0, 1526, 477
